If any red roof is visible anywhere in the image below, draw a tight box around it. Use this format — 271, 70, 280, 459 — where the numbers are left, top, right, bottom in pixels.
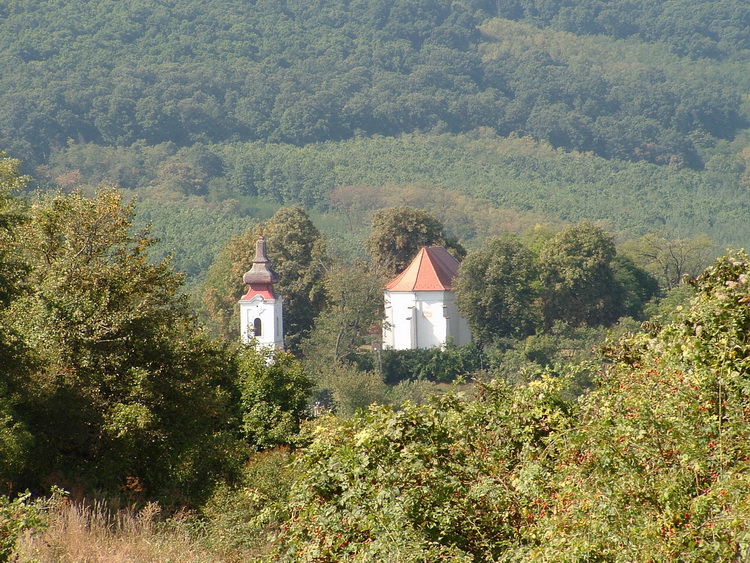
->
384, 246, 460, 291
240, 286, 277, 301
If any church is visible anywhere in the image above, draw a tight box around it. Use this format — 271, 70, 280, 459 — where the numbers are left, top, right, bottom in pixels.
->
382, 246, 472, 350
239, 236, 284, 350
238, 239, 471, 352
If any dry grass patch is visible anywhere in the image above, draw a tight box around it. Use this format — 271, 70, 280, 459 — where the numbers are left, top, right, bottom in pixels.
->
15, 500, 237, 563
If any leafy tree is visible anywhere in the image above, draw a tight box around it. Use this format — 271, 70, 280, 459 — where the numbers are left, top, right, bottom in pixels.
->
620, 230, 718, 290
610, 254, 660, 319
538, 221, 622, 327
201, 227, 259, 342
201, 206, 326, 350
302, 261, 383, 369
262, 206, 328, 352
455, 235, 540, 344
365, 206, 465, 275
0, 154, 33, 486
380, 343, 483, 384
5, 189, 243, 502
522, 251, 750, 560
235, 345, 312, 450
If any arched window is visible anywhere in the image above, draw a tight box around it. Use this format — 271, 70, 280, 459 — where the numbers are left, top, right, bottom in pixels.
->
253, 317, 262, 337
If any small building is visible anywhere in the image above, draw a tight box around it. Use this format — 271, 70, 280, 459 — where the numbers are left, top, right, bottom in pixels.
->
239, 236, 284, 350
382, 246, 472, 350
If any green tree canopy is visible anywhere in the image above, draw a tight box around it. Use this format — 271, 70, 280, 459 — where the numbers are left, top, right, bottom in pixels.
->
455, 235, 540, 344
201, 226, 259, 342
235, 345, 312, 450
0, 154, 33, 490
366, 206, 465, 275
262, 206, 328, 352
4, 189, 243, 502
620, 230, 718, 290
539, 221, 622, 327
201, 205, 326, 351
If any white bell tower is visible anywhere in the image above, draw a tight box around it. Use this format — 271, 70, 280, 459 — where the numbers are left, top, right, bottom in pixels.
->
239, 236, 284, 350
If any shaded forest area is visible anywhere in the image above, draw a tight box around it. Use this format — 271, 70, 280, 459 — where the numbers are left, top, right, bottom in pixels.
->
3, 0, 750, 280
1, 0, 745, 168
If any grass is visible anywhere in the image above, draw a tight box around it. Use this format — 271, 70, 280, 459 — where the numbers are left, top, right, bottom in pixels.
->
15, 500, 234, 563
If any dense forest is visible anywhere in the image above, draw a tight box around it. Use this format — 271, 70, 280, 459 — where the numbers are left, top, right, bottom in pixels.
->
2, 0, 750, 258
4, 0, 750, 559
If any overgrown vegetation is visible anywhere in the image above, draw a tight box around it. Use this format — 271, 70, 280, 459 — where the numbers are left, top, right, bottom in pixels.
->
4, 0, 750, 558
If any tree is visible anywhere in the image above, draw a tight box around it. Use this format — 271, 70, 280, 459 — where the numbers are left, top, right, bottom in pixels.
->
275, 375, 575, 561
366, 206, 465, 275
620, 230, 717, 290
201, 206, 327, 351
302, 261, 383, 369
610, 254, 660, 319
5, 189, 243, 502
201, 227, 259, 342
525, 251, 750, 560
538, 221, 622, 327
263, 207, 328, 352
0, 154, 28, 308
0, 154, 35, 488
235, 345, 312, 450
454, 235, 540, 344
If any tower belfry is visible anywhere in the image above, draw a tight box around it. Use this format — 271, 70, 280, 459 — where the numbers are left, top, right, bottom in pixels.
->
239, 236, 284, 349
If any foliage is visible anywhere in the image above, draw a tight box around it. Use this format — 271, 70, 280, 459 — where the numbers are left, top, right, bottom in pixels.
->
3, 189, 244, 503
201, 227, 260, 341
275, 376, 576, 560
611, 254, 661, 319
620, 230, 718, 290
517, 251, 750, 559
0, 491, 47, 562
486, 320, 629, 387
331, 182, 553, 248
200, 205, 327, 348
272, 250, 750, 561
312, 363, 389, 418
262, 207, 328, 352
0, 155, 34, 483
202, 448, 295, 558
131, 195, 251, 284
493, 0, 750, 59
217, 134, 750, 251
0, 488, 68, 562
1, 0, 745, 169
365, 206, 464, 275
455, 235, 540, 344
539, 221, 622, 327
235, 346, 312, 450
380, 343, 484, 384
39, 131, 750, 266
302, 261, 383, 368
0, 154, 28, 304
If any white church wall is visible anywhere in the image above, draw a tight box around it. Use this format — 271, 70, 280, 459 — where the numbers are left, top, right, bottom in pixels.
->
384, 290, 470, 350
239, 295, 284, 349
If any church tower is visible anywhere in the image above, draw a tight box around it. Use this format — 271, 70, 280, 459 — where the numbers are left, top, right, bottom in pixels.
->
239, 236, 284, 350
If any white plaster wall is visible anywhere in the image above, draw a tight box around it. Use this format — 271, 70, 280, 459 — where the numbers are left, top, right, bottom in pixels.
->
413, 291, 447, 349
383, 291, 415, 350
239, 296, 284, 349
384, 290, 472, 349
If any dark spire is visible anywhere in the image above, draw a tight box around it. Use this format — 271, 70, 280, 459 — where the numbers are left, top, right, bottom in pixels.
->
243, 236, 280, 285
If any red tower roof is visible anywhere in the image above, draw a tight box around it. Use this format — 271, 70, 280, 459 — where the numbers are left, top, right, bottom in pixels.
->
241, 236, 280, 301
384, 246, 460, 291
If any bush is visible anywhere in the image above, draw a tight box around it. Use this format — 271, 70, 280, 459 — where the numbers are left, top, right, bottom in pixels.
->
380, 343, 483, 384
